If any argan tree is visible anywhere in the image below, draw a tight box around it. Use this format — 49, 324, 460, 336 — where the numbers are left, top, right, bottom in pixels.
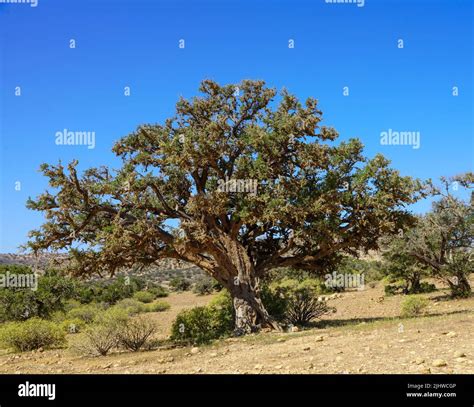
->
26, 80, 424, 333
388, 174, 474, 298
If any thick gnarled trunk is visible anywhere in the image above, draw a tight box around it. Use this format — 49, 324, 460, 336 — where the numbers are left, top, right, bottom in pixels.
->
215, 235, 282, 334
229, 276, 281, 335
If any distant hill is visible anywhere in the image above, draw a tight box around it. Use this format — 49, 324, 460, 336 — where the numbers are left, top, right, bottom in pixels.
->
0, 253, 206, 285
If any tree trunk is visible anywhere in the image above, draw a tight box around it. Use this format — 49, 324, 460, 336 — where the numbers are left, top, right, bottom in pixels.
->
215, 234, 283, 335
229, 278, 282, 335
448, 273, 471, 298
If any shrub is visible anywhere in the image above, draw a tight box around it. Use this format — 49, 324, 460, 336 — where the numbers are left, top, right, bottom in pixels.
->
133, 291, 155, 303
0, 318, 65, 352
117, 316, 157, 352
114, 298, 146, 315
192, 276, 214, 296
0, 266, 76, 322
60, 318, 86, 334
72, 308, 129, 356
418, 282, 437, 294
401, 296, 429, 318
148, 285, 168, 298
263, 278, 333, 326
144, 301, 170, 312
171, 291, 233, 344
66, 303, 105, 323
169, 277, 191, 292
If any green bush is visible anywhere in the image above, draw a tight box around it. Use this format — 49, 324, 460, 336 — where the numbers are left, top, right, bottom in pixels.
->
192, 276, 215, 296
169, 277, 191, 292
0, 318, 66, 352
117, 316, 157, 352
0, 266, 76, 322
72, 308, 129, 356
148, 285, 169, 298
60, 318, 86, 334
171, 291, 233, 344
74, 276, 146, 305
133, 291, 155, 303
264, 278, 333, 326
114, 298, 146, 315
401, 296, 429, 318
144, 301, 170, 312
66, 303, 105, 323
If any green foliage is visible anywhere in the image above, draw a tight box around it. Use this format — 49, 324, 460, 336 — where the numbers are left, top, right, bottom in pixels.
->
264, 278, 333, 326
0, 266, 76, 322
73, 276, 146, 305
169, 277, 191, 292
148, 285, 169, 298
26, 79, 427, 333
382, 174, 473, 299
401, 295, 429, 317
171, 291, 233, 344
113, 298, 146, 315
59, 318, 86, 334
66, 303, 105, 323
72, 308, 130, 356
144, 301, 170, 312
0, 318, 66, 352
192, 276, 215, 295
133, 291, 155, 303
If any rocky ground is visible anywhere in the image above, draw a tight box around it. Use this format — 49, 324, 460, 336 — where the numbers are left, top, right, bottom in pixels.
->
0, 281, 473, 374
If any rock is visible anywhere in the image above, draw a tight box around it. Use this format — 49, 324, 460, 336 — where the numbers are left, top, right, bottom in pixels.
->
190, 347, 200, 354
303, 347, 311, 351
254, 364, 263, 370
454, 351, 466, 358
290, 326, 299, 333
277, 338, 286, 342
432, 359, 447, 367
445, 332, 457, 338
38, 347, 44, 353
335, 356, 343, 362
415, 358, 425, 365
455, 358, 467, 363
315, 336, 324, 342
210, 352, 218, 358
195, 368, 203, 373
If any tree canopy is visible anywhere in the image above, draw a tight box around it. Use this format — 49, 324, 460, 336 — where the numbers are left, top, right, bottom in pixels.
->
26, 79, 425, 333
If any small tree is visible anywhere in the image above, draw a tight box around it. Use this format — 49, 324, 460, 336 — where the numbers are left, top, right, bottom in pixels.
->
26, 80, 424, 334
384, 174, 473, 298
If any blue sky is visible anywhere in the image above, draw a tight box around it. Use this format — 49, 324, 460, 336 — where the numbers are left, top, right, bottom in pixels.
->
0, 0, 472, 252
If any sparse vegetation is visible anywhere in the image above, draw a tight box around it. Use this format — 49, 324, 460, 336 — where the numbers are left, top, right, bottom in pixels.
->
0, 318, 66, 352
192, 276, 215, 296
171, 291, 233, 344
117, 316, 157, 352
133, 291, 155, 303
170, 277, 192, 292
400, 295, 429, 318
144, 301, 170, 312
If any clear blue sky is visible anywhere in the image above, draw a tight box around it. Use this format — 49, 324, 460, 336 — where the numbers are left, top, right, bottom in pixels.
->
0, 0, 472, 252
